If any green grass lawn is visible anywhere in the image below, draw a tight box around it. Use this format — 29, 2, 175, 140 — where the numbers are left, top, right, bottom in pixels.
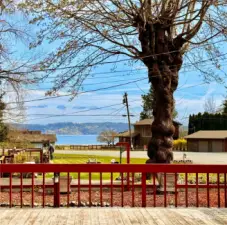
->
51, 154, 226, 183
53, 153, 147, 164
48, 153, 147, 180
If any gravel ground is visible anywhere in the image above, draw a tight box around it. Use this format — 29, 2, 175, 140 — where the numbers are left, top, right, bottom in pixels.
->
1, 189, 226, 208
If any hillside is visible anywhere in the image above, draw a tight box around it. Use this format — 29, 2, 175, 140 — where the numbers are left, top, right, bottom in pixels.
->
12, 122, 129, 135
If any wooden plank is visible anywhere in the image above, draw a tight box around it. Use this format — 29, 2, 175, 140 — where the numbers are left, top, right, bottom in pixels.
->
139, 208, 158, 225
213, 208, 227, 223
1, 208, 227, 225
24, 209, 42, 225
117, 208, 133, 225
56, 208, 69, 225
98, 208, 110, 225
76, 208, 85, 225
8, 209, 32, 225
169, 209, 199, 225
198, 208, 227, 225
46, 209, 65, 225
111, 208, 125, 225
104, 208, 115, 225
80, 208, 90, 225
1, 209, 24, 225
167, 209, 198, 225
64, 208, 75, 225
0, 209, 11, 220
103, 208, 117, 225
146, 208, 167, 225
32, 208, 51, 225
155, 209, 178, 225
131, 208, 152, 225
123, 208, 142, 225
89, 208, 99, 225
66, 208, 82, 225
182, 209, 217, 225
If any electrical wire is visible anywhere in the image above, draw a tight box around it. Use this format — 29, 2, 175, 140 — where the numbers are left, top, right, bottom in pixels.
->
4, 56, 227, 97
8, 39, 227, 74
5, 77, 147, 105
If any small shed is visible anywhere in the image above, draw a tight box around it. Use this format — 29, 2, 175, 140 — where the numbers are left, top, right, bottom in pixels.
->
184, 131, 227, 152
117, 131, 140, 146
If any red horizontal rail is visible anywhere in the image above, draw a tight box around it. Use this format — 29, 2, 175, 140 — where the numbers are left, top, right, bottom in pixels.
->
1, 183, 226, 190
1, 164, 227, 209
1, 163, 227, 173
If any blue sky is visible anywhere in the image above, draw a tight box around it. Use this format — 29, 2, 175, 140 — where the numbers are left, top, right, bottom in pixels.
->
3, 15, 227, 126
5, 59, 226, 126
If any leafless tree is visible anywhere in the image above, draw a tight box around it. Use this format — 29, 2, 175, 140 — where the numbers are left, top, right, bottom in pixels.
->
19, 0, 227, 163
0, 0, 40, 123
204, 96, 217, 114
97, 129, 118, 146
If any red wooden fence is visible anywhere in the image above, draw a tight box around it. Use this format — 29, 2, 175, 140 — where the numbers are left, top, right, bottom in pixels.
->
0, 164, 227, 208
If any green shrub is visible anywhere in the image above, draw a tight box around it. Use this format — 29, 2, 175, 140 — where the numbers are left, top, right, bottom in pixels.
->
14, 154, 28, 163
173, 139, 187, 151
34, 156, 40, 164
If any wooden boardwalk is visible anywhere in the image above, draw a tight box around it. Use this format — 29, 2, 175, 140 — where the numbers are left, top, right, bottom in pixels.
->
1, 208, 227, 225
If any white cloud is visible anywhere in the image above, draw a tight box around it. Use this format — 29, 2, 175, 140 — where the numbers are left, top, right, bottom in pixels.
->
175, 83, 225, 124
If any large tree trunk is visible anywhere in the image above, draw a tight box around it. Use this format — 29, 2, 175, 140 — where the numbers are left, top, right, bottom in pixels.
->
139, 22, 185, 163
147, 62, 180, 163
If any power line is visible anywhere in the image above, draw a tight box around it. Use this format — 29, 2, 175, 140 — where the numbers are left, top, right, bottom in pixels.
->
4, 102, 125, 116
6, 114, 133, 118
109, 105, 126, 115
3, 79, 209, 108
6, 75, 148, 92
3, 52, 227, 105
13, 52, 227, 84
4, 57, 227, 95
9, 39, 227, 74
7, 113, 137, 123
5, 77, 148, 105
3, 100, 141, 122
176, 82, 207, 91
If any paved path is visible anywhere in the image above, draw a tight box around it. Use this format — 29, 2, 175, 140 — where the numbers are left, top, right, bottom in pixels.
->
1, 208, 227, 225
55, 150, 227, 164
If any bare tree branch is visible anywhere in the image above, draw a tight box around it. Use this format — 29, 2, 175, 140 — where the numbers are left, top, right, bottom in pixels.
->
18, 0, 227, 163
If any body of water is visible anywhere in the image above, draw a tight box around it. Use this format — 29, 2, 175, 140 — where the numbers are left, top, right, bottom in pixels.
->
56, 135, 101, 145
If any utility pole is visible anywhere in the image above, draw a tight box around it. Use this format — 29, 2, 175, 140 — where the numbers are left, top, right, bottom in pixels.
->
123, 92, 133, 150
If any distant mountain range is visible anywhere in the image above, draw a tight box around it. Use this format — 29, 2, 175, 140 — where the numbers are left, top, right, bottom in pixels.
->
11, 122, 129, 135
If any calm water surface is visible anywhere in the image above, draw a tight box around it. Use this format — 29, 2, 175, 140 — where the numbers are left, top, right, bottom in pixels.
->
56, 135, 101, 145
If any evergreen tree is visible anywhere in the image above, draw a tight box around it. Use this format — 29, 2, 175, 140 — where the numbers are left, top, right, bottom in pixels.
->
222, 99, 227, 114
203, 112, 209, 130
188, 112, 227, 132
140, 86, 155, 120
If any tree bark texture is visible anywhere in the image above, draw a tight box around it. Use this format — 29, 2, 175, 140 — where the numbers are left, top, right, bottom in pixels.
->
139, 23, 184, 163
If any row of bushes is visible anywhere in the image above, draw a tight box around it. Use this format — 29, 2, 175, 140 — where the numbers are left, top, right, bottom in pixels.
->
173, 139, 187, 151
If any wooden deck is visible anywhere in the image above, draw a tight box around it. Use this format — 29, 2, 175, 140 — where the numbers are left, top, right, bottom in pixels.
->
1, 208, 227, 225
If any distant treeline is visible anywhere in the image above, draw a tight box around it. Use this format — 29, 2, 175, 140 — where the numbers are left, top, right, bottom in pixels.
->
188, 113, 227, 134
9, 122, 129, 135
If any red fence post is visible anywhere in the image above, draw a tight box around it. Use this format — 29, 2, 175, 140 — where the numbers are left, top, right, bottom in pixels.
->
115, 142, 130, 164
40, 150, 43, 163
54, 173, 60, 207
142, 172, 146, 207
116, 142, 130, 191
2, 163, 227, 208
